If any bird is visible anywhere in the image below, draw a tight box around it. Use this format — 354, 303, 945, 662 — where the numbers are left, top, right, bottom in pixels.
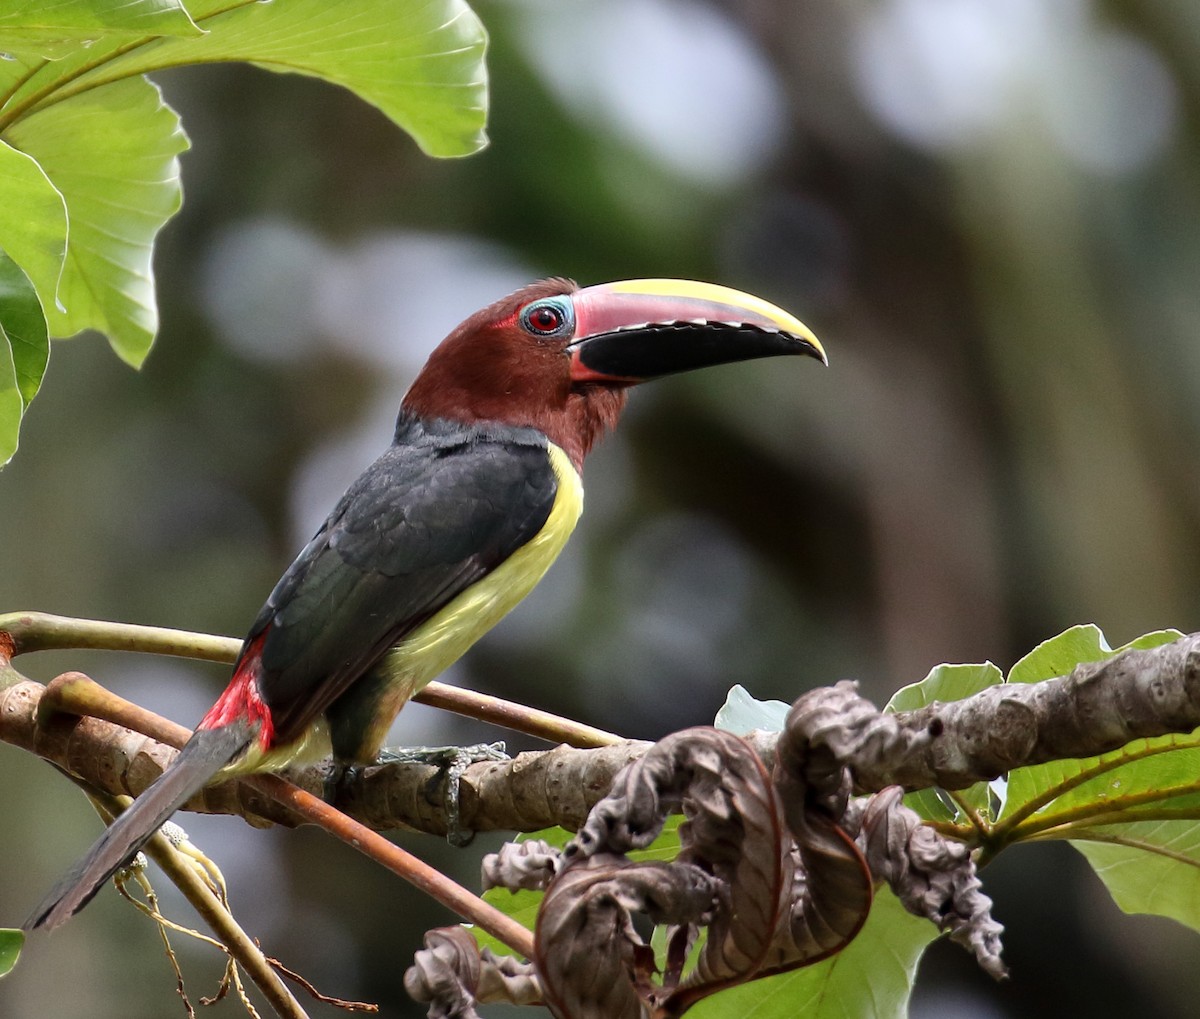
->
25, 276, 825, 932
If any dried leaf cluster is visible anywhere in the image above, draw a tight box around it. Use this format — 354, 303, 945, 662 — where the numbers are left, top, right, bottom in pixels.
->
406, 687, 1007, 1018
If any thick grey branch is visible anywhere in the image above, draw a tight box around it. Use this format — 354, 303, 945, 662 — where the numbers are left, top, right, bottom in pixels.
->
781, 634, 1200, 792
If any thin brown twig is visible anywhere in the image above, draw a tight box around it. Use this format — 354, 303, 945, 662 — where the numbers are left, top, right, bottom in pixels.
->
118, 872, 199, 1019
249, 772, 536, 958
263, 953, 380, 1013
2, 611, 622, 747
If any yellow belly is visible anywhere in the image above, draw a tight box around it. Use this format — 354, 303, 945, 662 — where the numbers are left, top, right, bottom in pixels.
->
385, 443, 581, 690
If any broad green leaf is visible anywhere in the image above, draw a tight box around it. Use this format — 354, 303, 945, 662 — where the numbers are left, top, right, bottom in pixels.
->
716, 684, 789, 734
886, 661, 1003, 712
0, 0, 488, 159
887, 661, 1004, 822
1073, 821, 1200, 933
0, 0, 200, 58
0, 0, 487, 371
689, 888, 936, 1019
6, 76, 187, 364
0, 928, 23, 978
0, 139, 67, 314
0, 251, 49, 463
1006, 622, 1114, 686
1007, 623, 1182, 687
0, 249, 50, 407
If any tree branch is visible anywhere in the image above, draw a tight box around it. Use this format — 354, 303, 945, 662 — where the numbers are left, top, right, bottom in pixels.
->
8, 668, 541, 957
774, 634, 1200, 794
1, 673, 650, 837
8, 625, 1200, 841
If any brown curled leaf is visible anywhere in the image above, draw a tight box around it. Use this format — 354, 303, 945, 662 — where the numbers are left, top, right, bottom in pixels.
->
553, 727, 873, 1013
404, 927, 545, 1018
405, 927, 485, 1019
854, 788, 1006, 978
765, 814, 873, 977
781, 686, 1004, 976
776, 681, 881, 819
759, 688, 878, 975
567, 728, 790, 991
535, 853, 720, 1019
481, 838, 562, 894
412, 727, 891, 1017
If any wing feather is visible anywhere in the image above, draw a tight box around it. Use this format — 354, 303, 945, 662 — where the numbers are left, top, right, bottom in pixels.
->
242, 422, 558, 743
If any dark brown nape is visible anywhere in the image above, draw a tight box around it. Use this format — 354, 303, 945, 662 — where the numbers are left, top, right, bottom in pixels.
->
400, 278, 630, 468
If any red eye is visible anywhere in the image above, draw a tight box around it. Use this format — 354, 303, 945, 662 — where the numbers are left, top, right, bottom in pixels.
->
527, 306, 563, 333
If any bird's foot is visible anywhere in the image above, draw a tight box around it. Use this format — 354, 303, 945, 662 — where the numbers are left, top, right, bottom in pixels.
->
323, 760, 358, 805
374, 741, 508, 767
377, 742, 509, 847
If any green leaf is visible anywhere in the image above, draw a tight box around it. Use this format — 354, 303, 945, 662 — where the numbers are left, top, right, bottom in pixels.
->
886, 661, 1003, 712
0, 249, 49, 405
6, 76, 187, 364
1073, 821, 1200, 933
0, 250, 49, 463
1006, 623, 1182, 687
886, 661, 1004, 822
0, 0, 200, 58
0, 138, 67, 315
715, 684, 789, 734
1, 0, 489, 159
0, 342, 20, 467
1006, 623, 1113, 686
0, 928, 24, 978
0, 0, 487, 371
688, 888, 936, 1019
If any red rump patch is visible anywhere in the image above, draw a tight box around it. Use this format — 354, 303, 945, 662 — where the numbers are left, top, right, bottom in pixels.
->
198, 631, 276, 749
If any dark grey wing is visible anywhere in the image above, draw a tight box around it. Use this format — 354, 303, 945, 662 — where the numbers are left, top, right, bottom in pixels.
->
242, 428, 558, 744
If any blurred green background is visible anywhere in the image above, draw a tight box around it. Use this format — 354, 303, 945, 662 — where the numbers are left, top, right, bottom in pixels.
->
4, 0, 1200, 1015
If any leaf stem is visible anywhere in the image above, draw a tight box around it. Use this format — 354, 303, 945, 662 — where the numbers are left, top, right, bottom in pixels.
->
947, 790, 993, 837
0, 0, 263, 131
994, 738, 1197, 834
1008, 790, 1200, 842
0, 58, 50, 114
1037, 825, 1200, 867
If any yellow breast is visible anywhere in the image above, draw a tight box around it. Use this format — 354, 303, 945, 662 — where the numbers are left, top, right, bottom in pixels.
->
381, 441, 584, 694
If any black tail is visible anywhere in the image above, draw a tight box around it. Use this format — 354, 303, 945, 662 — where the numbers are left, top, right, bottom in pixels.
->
24, 721, 253, 932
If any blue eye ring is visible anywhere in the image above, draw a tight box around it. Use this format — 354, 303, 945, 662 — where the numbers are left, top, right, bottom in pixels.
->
520, 297, 574, 338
